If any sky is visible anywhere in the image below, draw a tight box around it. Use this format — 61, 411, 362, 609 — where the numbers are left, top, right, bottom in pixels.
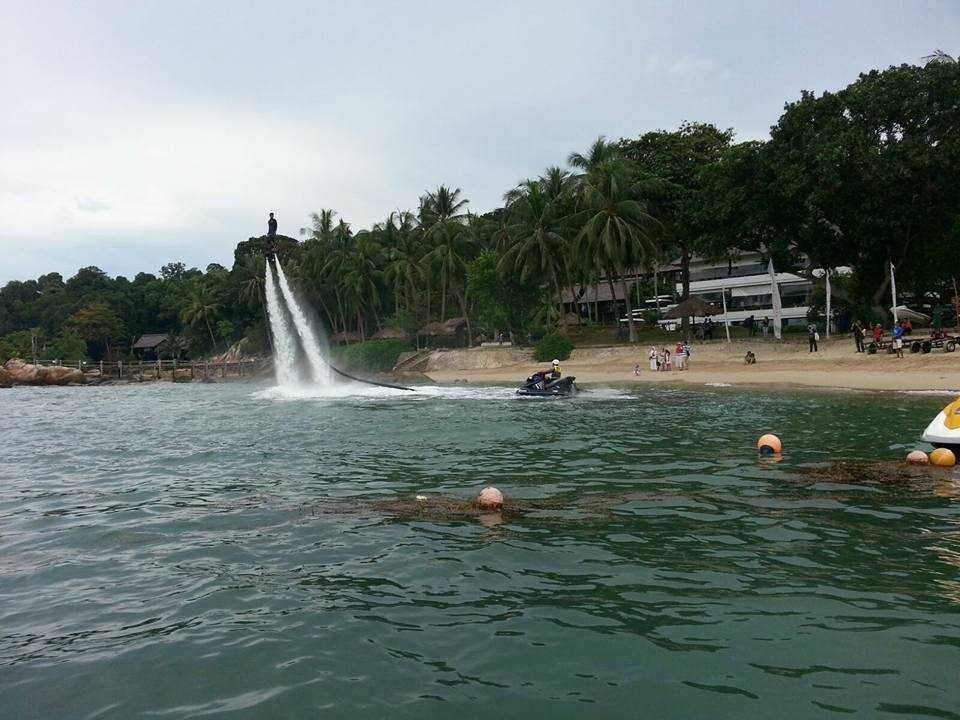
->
2, 0, 957, 284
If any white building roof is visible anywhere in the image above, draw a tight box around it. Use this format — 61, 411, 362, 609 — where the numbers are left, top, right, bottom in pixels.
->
678, 272, 810, 295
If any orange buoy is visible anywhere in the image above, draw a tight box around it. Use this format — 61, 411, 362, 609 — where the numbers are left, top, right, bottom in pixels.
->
930, 448, 957, 467
906, 450, 929, 465
757, 434, 782, 456
477, 487, 504, 509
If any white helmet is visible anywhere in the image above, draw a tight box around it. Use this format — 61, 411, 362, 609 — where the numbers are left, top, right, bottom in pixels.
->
552, 359, 560, 366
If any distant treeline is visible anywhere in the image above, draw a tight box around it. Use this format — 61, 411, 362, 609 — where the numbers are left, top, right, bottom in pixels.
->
2, 57, 957, 362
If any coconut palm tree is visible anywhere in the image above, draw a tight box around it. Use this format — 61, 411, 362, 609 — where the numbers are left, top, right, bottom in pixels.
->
234, 254, 265, 311
500, 182, 571, 327
568, 136, 621, 177
574, 161, 660, 342
181, 283, 222, 348
338, 234, 384, 337
299, 208, 337, 242
923, 49, 957, 65
420, 186, 470, 320
382, 213, 422, 324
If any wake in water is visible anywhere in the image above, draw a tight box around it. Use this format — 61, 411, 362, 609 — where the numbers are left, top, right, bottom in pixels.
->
262, 257, 632, 403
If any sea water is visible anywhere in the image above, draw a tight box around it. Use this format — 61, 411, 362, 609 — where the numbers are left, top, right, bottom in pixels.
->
0, 383, 958, 719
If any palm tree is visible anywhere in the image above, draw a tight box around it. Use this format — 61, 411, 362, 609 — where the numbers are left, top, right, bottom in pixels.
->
923, 49, 957, 65
538, 166, 576, 201
568, 136, 621, 176
420, 186, 470, 320
316, 219, 354, 333
423, 221, 473, 322
338, 235, 384, 337
234, 254, 265, 310
381, 212, 421, 324
574, 161, 660, 342
181, 283, 222, 348
299, 209, 337, 241
500, 182, 571, 328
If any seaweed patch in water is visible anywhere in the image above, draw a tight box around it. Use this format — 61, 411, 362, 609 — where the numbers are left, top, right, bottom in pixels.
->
798, 460, 959, 490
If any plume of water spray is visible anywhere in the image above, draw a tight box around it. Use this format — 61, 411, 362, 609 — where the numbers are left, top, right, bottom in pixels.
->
264, 263, 299, 386
274, 259, 335, 387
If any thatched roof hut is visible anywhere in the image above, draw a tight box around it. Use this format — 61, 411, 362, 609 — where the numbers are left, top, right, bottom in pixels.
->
441, 317, 467, 333
132, 333, 169, 350
329, 330, 363, 345
663, 296, 722, 320
417, 318, 467, 336
416, 321, 447, 337
371, 327, 409, 340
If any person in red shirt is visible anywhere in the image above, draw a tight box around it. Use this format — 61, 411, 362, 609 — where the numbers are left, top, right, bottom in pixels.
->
873, 324, 883, 343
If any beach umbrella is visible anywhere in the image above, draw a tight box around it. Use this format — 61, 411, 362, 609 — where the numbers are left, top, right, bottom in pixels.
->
662, 296, 721, 320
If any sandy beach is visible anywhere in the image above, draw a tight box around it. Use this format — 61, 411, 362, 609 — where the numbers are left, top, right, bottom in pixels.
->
421, 338, 960, 392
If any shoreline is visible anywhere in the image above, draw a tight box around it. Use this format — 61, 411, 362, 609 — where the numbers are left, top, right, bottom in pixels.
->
420, 338, 960, 393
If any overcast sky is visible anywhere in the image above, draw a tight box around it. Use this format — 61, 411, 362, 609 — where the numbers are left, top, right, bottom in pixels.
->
2, 0, 957, 284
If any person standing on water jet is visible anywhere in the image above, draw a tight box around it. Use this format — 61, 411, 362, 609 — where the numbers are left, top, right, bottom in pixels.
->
266, 212, 279, 259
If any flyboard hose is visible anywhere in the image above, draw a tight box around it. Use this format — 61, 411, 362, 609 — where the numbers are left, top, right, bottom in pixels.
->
328, 363, 414, 391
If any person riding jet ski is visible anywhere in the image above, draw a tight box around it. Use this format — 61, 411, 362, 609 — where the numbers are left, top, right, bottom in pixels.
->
526, 359, 561, 389
517, 359, 577, 396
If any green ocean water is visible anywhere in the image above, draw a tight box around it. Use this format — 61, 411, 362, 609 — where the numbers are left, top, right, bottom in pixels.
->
1, 381, 959, 719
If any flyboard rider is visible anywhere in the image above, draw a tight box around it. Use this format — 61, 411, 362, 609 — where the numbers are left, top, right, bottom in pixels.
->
266, 212, 279, 261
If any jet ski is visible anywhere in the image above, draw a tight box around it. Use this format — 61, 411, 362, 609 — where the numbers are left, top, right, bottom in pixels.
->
922, 396, 960, 451
516, 373, 578, 397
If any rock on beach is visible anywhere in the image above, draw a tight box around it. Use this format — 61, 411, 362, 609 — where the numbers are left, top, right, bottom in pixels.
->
3, 358, 86, 386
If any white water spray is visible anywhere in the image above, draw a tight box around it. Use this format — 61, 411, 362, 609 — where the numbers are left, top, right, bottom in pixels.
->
274, 259, 335, 388
264, 263, 300, 386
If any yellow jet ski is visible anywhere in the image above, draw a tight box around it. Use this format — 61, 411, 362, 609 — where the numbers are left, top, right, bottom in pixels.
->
922, 397, 960, 451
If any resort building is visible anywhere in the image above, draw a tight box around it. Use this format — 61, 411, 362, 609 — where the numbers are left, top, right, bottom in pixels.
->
674, 252, 813, 328
559, 251, 813, 328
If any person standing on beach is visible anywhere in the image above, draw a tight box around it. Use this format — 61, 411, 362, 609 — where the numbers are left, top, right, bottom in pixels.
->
807, 322, 819, 352
892, 321, 904, 358
762, 316, 770, 338
682, 340, 691, 370
853, 321, 865, 353
674, 341, 685, 370
649, 346, 657, 372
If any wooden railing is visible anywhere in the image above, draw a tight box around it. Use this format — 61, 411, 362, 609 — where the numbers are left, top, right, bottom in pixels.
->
34, 358, 271, 381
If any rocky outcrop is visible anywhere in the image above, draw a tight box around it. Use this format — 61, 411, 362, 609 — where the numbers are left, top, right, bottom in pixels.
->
209, 337, 264, 364
3, 358, 86, 386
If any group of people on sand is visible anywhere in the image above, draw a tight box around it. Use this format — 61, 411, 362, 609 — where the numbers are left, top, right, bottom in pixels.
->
851, 318, 918, 357
636, 341, 691, 374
